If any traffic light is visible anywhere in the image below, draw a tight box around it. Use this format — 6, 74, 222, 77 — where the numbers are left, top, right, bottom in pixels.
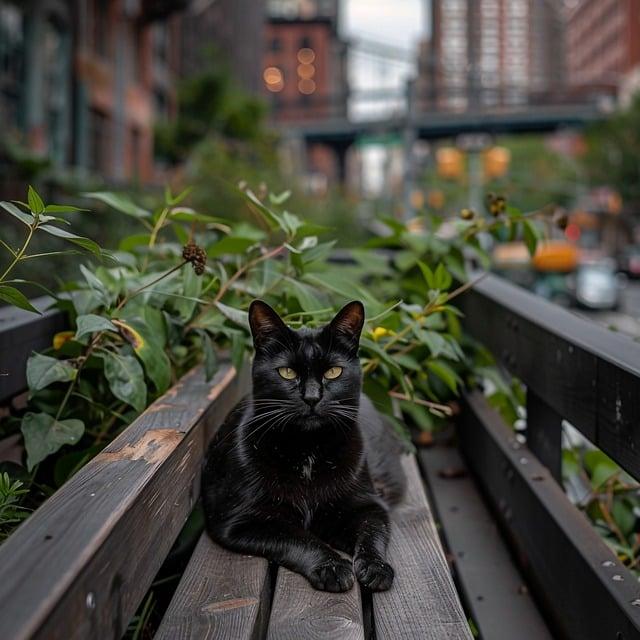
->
436, 147, 464, 179
483, 146, 510, 179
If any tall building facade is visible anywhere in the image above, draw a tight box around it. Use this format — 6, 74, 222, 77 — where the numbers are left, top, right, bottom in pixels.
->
262, 0, 348, 121
0, 0, 183, 186
418, 0, 565, 111
180, 0, 265, 95
566, 0, 640, 99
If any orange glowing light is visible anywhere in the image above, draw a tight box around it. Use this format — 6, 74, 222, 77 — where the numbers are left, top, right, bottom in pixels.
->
298, 78, 316, 94
297, 48, 315, 64
263, 66, 284, 92
297, 63, 315, 79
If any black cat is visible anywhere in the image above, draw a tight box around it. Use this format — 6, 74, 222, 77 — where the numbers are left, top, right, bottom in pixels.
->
201, 300, 406, 592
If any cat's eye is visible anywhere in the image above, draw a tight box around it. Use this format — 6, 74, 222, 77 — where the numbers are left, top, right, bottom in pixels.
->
324, 366, 343, 380
277, 367, 297, 380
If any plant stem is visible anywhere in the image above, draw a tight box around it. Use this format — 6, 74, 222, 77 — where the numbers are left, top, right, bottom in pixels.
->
0, 238, 16, 257
388, 391, 453, 415
0, 224, 35, 282
115, 260, 187, 311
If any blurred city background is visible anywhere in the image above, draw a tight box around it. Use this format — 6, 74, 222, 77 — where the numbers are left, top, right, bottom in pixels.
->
2, 0, 640, 334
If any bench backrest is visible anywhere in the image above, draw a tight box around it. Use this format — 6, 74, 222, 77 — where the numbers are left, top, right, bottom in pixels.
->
459, 273, 640, 639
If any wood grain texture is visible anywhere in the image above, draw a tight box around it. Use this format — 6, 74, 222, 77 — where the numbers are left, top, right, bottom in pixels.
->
419, 444, 553, 640
459, 273, 640, 481
267, 565, 364, 640
0, 297, 66, 402
0, 362, 250, 640
373, 455, 472, 640
155, 534, 270, 640
459, 391, 640, 640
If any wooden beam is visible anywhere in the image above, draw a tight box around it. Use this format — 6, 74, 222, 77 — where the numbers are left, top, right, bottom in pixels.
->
372, 455, 472, 640
155, 534, 271, 640
0, 363, 250, 640
267, 566, 364, 640
419, 444, 553, 640
0, 297, 66, 403
459, 273, 640, 481
459, 390, 640, 639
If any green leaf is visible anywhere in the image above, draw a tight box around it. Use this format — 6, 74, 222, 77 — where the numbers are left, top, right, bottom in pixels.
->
360, 337, 403, 373
282, 276, 326, 311
231, 331, 246, 372
417, 261, 435, 288
101, 351, 147, 412
38, 225, 101, 256
0, 201, 35, 226
21, 412, 84, 471
427, 359, 460, 394
119, 233, 151, 251
43, 204, 88, 213
522, 219, 542, 256
434, 263, 453, 290
26, 353, 76, 391
75, 314, 117, 340
27, 185, 44, 214
174, 265, 202, 322
207, 236, 256, 258
84, 192, 151, 218
113, 318, 171, 393
79, 264, 110, 306
214, 301, 250, 330
202, 332, 219, 381
269, 189, 291, 205
0, 285, 41, 314
584, 450, 619, 488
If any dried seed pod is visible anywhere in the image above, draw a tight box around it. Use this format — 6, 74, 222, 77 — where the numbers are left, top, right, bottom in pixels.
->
182, 242, 207, 275
460, 208, 475, 220
553, 208, 569, 230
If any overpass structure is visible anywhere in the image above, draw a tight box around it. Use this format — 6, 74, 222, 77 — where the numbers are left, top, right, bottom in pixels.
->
279, 102, 606, 146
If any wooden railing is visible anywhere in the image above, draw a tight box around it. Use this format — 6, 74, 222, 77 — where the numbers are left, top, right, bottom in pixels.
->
458, 273, 640, 640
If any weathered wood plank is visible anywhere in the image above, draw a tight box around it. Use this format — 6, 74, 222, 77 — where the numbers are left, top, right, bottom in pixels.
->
373, 455, 472, 640
0, 297, 66, 402
459, 390, 640, 640
419, 444, 553, 640
0, 362, 250, 640
526, 390, 562, 483
267, 565, 364, 640
459, 273, 640, 481
155, 534, 270, 640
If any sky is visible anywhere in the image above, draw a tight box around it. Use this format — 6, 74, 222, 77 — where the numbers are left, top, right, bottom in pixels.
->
342, 0, 427, 119
341, 1, 428, 192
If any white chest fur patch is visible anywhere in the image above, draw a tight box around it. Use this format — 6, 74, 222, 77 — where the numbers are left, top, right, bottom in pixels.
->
301, 454, 315, 480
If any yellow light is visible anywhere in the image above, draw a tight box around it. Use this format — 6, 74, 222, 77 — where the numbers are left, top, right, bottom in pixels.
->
436, 147, 464, 179
263, 66, 283, 85
263, 66, 284, 92
297, 63, 315, 79
298, 78, 316, 94
297, 48, 315, 64
483, 146, 511, 179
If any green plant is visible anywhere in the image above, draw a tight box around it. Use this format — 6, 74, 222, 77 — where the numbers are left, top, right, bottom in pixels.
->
0, 186, 99, 312
0, 472, 30, 541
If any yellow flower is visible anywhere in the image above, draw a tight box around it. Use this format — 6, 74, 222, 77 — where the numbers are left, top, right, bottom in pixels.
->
53, 331, 74, 350
371, 326, 393, 341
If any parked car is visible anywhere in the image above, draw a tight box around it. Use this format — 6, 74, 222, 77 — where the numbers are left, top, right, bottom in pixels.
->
573, 259, 623, 310
618, 245, 640, 279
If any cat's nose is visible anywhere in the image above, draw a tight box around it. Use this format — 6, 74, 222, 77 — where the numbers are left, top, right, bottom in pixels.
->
303, 384, 321, 407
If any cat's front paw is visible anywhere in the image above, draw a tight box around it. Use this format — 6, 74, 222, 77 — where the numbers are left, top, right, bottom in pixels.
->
354, 554, 394, 591
308, 557, 355, 592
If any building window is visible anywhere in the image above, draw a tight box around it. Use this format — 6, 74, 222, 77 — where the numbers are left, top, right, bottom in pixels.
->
89, 0, 110, 58
270, 37, 282, 52
89, 108, 110, 175
0, 4, 24, 132
299, 35, 313, 50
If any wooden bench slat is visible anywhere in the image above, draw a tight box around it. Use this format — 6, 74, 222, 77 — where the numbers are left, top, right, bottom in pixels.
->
155, 534, 270, 640
266, 565, 364, 640
372, 455, 472, 640
0, 363, 249, 640
419, 444, 553, 640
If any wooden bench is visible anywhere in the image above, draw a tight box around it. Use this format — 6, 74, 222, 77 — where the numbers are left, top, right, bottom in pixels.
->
0, 334, 471, 639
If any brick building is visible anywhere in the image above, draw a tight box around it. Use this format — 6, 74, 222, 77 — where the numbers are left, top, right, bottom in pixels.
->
566, 0, 640, 99
0, 0, 183, 186
262, 0, 347, 122
417, 0, 565, 111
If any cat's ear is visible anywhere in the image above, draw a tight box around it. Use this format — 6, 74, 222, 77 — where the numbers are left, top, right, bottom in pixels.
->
249, 300, 289, 348
329, 301, 365, 345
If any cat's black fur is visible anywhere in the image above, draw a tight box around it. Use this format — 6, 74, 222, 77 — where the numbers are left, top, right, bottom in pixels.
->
201, 300, 406, 592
